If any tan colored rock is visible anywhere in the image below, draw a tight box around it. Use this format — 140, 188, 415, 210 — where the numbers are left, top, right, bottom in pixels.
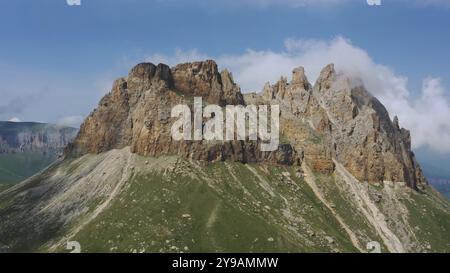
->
251, 64, 427, 189
67, 60, 300, 167
68, 60, 427, 190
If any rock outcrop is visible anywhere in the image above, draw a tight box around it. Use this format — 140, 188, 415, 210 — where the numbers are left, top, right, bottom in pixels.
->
248, 64, 427, 190
67, 60, 300, 166
68, 60, 427, 189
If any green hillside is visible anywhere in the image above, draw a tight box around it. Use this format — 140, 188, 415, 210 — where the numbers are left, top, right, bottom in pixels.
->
1, 148, 448, 253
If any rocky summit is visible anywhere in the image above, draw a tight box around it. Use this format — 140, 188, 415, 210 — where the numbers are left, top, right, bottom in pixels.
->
249, 64, 427, 190
0, 60, 449, 253
67, 60, 300, 165
69, 60, 426, 190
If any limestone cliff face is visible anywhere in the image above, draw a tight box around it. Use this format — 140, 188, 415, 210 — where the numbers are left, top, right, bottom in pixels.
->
67, 60, 299, 166
248, 64, 427, 190
68, 60, 427, 189
0, 121, 77, 155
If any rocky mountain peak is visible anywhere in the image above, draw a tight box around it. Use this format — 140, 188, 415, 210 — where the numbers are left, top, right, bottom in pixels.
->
315, 63, 336, 90
67, 60, 299, 166
291, 66, 311, 90
171, 60, 244, 105
127, 62, 172, 91
393, 115, 400, 130
248, 63, 427, 190
68, 60, 427, 190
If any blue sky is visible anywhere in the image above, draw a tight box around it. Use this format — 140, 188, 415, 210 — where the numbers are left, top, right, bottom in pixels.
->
1, 0, 450, 154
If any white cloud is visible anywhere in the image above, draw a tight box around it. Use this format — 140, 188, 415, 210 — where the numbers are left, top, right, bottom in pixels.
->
405, 78, 450, 152
66, 0, 81, 6
57, 115, 84, 128
8, 117, 21, 122
145, 36, 450, 152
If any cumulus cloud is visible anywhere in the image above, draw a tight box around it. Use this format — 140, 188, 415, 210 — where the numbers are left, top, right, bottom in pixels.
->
57, 115, 84, 128
146, 37, 450, 152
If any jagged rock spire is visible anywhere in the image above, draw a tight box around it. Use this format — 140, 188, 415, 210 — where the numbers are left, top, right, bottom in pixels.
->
291, 66, 311, 90
69, 60, 428, 190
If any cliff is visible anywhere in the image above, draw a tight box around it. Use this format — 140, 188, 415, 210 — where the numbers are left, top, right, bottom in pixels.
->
67, 60, 300, 166
68, 60, 426, 189
0, 121, 78, 183
0, 121, 77, 155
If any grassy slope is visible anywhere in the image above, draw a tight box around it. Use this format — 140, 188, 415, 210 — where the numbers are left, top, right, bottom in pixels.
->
49, 156, 450, 253
1, 149, 449, 253
48, 158, 359, 253
402, 188, 450, 250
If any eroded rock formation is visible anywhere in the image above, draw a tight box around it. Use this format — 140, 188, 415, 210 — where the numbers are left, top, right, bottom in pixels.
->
247, 64, 427, 189
67, 60, 300, 166
67, 60, 427, 189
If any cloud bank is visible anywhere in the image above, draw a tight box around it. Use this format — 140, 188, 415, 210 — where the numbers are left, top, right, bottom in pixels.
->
146, 37, 450, 152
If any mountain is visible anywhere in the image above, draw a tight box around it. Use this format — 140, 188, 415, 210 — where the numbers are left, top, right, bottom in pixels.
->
0, 60, 449, 253
0, 121, 78, 184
